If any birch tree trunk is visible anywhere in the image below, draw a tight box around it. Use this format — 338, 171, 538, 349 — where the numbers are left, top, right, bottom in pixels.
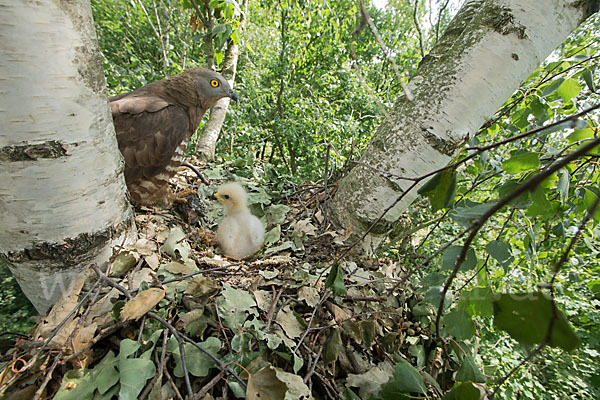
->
0, 0, 135, 314
195, 0, 248, 161
329, 0, 599, 250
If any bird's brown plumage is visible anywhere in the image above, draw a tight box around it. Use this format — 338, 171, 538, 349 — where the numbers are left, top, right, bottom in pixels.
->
110, 68, 237, 206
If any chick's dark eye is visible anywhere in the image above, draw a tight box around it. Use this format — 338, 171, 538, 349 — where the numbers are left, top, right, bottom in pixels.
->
210, 79, 220, 88
223, 194, 230, 199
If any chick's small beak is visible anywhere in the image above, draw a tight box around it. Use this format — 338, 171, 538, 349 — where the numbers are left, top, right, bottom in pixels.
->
212, 192, 223, 202
229, 89, 238, 102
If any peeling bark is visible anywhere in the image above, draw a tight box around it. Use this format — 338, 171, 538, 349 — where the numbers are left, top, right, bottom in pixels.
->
0, 0, 136, 313
329, 0, 599, 251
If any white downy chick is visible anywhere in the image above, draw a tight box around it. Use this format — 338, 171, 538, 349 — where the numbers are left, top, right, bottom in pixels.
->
214, 182, 264, 259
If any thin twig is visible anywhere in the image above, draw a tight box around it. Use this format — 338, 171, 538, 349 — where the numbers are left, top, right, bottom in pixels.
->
293, 290, 330, 355
214, 302, 231, 351
0, 277, 100, 393
163, 362, 185, 400
182, 161, 210, 185
412, 0, 425, 57
139, 333, 168, 400
195, 370, 226, 399
265, 286, 285, 331
359, 0, 414, 100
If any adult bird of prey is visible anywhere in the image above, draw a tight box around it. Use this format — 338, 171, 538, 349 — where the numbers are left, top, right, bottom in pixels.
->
110, 68, 238, 206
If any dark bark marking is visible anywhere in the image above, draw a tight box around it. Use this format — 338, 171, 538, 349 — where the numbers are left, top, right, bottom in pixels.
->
0, 141, 68, 161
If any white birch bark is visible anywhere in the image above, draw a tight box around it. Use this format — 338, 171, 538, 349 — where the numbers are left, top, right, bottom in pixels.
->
330, 0, 599, 250
0, 0, 136, 314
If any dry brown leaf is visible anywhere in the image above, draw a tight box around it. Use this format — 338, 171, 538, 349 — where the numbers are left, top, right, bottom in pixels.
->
34, 269, 92, 345
130, 268, 155, 290
185, 276, 220, 297
253, 290, 272, 312
326, 302, 351, 323
133, 238, 158, 256
110, 251, 140, 276
298, 287, 320, 307
293, 218, 317, 236
144, 253, 160, 270
120, 288, 166, 321
165, 261, 193, 274
275, 306, 303, 339
86, 287, 120, 326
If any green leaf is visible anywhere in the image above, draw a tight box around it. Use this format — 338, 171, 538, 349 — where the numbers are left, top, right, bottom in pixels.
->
567, 128, 595, 143
582, 68, 596, 92
442, 382, 481, 400
449, 202, 496, 226
119, 340, 155, 400
94, 351, 119, 395
444, 310, 475, 340
380, 360, 427, 397
526, 187, 554, 218
54, 369, 97, 400
214, 51, 224, 65
502, 152, 540, 174
493, 292, 580, 351
55, 351, 120, 399
458, 286, 494, 318
118, 358, 155, 400
587, 279, 600, 300
556, 78, 581, 102
582, 187, 600, 222
217, 283, 258, 329
557, 169, 570, 203
323, 329, 341, 369
442, 246, 477, 271
541, 78, 564, 96
160, 227, 191, 261
325, 263, 347, 295
342, 387, 362, 400
485, 240, 514, 270
455, 354, 486, 383
424, 286, 452, 309
264, 225, 281, 247
264, 204, 290, 226
408, 344, 426, 367
418, 169, 457, 212
168, 336, 221, 378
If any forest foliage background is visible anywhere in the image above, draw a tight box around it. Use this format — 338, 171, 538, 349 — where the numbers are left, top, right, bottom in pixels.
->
1, 0, 599, 399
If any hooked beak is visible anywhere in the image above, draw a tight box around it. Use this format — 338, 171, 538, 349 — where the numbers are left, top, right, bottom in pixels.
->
228, 89, 238, 102
211, 192, 223, 202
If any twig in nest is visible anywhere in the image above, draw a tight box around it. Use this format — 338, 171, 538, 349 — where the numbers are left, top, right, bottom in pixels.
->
182, 161, 210, 185
89, 264, 247, 390
214, 302, 232, 351
163, 362, 185, 400
0, 279, 100, 393
303, 344, 323, 384
195, 369, 226, 399
61, 321, 128, 365
265, 286, 285, 330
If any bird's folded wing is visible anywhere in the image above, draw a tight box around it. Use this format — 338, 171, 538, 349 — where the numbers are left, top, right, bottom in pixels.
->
111, 97, 190, 181
110, 93, 169, 114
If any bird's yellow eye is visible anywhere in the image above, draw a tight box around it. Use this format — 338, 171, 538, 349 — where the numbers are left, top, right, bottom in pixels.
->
210, 79, 220, 88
